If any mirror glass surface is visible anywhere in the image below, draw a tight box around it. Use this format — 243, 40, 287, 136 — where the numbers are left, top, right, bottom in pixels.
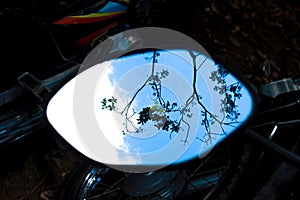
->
47, 49, 254, 169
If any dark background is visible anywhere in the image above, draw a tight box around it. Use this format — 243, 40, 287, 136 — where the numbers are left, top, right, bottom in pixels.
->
1, 0, 300, 199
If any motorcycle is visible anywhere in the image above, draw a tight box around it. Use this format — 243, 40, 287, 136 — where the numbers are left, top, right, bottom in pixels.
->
0, 0, 151, 145
46, 27, 300, 199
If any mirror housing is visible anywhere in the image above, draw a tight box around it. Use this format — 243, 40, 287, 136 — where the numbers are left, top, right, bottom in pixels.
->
46, 28, 257, 173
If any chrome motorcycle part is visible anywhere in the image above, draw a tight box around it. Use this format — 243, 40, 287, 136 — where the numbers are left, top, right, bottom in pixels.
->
60, 144, 244, 200
260, 78, 300, 98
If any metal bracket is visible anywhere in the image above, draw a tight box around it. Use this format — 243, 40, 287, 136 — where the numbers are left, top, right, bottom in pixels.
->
17, 72, 50, 101
260, 78, 300, 98
245, 129, 300, 168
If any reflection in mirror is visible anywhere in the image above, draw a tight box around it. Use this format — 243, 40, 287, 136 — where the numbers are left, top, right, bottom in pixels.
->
95, 49, 253, 165
47, 48, 254, 171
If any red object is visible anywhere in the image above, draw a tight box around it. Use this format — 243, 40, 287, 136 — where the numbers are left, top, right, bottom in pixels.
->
54, 12, 124, 25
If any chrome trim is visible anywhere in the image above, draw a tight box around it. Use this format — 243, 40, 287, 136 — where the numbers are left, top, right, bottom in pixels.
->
260, 78, 300, 98
0, 64, 80, 144
0, 107, 43, 144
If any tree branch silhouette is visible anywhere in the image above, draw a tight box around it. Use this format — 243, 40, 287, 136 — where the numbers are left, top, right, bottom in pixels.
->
101, 49, 243, 144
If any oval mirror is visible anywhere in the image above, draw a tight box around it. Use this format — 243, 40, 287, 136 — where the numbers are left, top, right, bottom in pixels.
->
47, 29, 256, 173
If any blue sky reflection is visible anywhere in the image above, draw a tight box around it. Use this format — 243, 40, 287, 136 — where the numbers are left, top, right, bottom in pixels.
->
94, 49, 254, 166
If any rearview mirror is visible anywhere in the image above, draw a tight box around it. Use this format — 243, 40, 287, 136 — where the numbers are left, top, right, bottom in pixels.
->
46, 28, 256, 173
